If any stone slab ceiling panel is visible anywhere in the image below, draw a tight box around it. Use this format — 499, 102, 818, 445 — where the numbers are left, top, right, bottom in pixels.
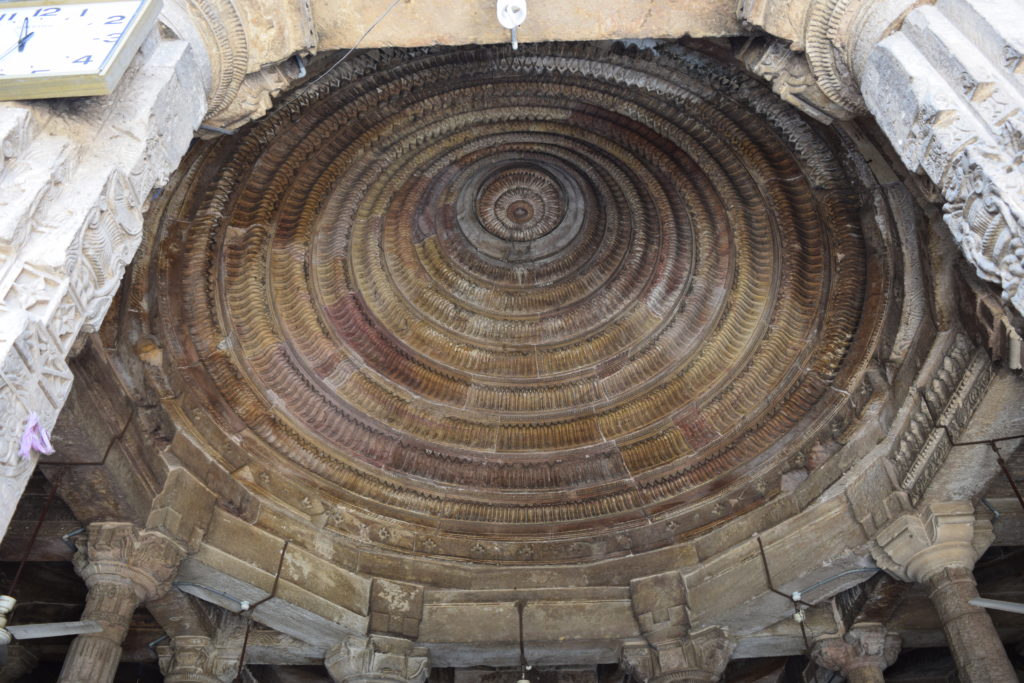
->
130, 43, 902, 574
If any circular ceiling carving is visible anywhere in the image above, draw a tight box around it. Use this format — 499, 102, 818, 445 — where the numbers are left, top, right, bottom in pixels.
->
147, 43, 891, 564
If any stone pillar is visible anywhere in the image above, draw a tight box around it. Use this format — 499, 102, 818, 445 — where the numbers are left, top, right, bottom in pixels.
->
810, 625, 900, 683
325, 635, 430, 683
873, 501, 1015, 682
57, 523, 184, 683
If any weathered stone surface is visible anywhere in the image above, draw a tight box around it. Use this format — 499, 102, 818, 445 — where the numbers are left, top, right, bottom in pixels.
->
58, 523, 185, 683
325, 635, 430, 683
0, 33, 206, 541
862, 0, 1024, 315
314, 0, 743, 50
810, 626, 900, 682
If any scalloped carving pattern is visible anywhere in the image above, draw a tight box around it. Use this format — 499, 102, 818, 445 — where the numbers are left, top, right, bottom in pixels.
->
148, 44, 885, 558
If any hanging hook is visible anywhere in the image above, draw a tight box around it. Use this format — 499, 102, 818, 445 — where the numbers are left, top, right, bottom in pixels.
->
497, 0, 527, 50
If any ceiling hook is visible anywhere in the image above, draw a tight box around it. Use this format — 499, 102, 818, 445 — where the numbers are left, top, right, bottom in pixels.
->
497, 0, 527, 50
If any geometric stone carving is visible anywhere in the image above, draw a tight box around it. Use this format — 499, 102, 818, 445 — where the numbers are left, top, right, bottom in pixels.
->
139, 41, 893, 565
325, 635, 430, 683
0, 34, 207, 541
811, 626, 901, 682
862, 0, 1024, 316
369, 579, 425, 639
630, 571, 688, 646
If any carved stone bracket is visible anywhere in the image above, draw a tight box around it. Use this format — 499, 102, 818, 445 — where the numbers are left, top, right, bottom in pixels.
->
871, 501, 992, 583
630, 571, 688, 646
811, 626, 901, 680
325, 635, 430, 683
738, 37, 860, 124
620, 628, 734, 683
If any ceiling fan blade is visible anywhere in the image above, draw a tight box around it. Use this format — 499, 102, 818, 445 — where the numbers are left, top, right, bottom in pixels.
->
0, 642, 7, 668
7, 620, 102, 640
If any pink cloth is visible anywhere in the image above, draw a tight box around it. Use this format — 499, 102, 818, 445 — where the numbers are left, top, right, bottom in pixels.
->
19, 412, 54, 460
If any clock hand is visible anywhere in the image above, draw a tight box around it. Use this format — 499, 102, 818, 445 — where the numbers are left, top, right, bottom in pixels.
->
17, 18, 32, 52
0, 31, 33, 63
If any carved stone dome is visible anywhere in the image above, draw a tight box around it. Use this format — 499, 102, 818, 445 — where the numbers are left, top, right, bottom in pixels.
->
144, 43, 893, 567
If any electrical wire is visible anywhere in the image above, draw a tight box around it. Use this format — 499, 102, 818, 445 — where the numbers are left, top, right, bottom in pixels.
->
274, 0, 404, 115
234, 540, 289, 682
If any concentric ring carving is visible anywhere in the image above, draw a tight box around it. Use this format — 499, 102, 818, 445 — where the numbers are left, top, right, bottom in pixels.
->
148, 44, 892, 562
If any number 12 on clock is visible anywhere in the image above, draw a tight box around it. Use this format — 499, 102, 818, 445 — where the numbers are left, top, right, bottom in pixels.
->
0, 0, 162, 100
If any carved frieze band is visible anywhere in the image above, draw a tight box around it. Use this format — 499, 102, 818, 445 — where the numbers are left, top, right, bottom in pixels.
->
862, 0, 1024, 316
0, 36, 207, 539
893, 334, 992, 505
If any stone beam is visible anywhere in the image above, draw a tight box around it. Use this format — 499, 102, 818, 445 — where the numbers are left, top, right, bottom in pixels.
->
0, 32, 206, 541
314, 0, 744, 52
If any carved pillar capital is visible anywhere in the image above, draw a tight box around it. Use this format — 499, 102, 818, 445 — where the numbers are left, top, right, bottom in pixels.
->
158, 634, 238, 683
811, 626, 901, 680
325, 635, 430, 683
621, 628, 734, 683
73, 522, 185, 602
656, 627, 735, 683
871, 501, 992, 583
60, 524, 186, 683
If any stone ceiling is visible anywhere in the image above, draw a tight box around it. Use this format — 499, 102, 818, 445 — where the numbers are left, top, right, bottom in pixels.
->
134, 42, 894, 568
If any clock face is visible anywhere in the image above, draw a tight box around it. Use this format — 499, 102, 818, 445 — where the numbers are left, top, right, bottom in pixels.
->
0, 1, 143, 77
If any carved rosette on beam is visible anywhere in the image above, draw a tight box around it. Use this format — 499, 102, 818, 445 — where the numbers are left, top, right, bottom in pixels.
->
325, 635, 430, 683
58, 523, 185, 683
872, 502, 1016, 682
811, 626, 901, 683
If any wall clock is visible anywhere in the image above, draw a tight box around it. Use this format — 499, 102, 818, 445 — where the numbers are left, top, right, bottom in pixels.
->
0, 0, 162, 100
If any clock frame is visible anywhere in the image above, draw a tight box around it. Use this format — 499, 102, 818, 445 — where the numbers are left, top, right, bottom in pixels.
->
0, 0, 162, 100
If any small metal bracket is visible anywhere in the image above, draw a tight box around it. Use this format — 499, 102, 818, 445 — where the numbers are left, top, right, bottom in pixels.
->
497, 0, 526, 50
